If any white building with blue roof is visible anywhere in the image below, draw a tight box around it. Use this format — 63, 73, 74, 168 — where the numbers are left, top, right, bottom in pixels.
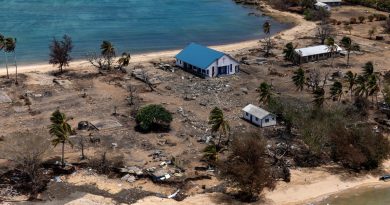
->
175, 43, 240, 78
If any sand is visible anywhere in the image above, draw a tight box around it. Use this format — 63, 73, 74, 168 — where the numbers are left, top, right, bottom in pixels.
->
0, 4, 316, 77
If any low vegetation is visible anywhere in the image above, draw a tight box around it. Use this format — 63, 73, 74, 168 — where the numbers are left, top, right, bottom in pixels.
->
135, 104, 173, 132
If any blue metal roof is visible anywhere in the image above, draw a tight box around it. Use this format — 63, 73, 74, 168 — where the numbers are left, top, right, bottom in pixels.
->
175, 43, 225, 69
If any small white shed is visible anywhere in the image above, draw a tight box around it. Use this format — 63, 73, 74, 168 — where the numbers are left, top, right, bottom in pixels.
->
242, 104, 276, 127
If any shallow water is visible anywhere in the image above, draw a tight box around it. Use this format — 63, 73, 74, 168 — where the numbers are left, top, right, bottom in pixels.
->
0, 0, 290, 65
316, 185, 390, 205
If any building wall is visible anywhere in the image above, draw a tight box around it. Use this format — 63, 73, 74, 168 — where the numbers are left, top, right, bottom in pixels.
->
176, 54, 239, 78
243, 112, 276, 127
260, 115, 277, 127
207, 55, 239, 77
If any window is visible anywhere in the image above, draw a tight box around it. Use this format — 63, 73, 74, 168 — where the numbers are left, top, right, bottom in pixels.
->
230, 64, 233, 72
255, 117, 259, 121
206, 70, 209, 75
246, 112, 249, 116
265, 119, 269, 123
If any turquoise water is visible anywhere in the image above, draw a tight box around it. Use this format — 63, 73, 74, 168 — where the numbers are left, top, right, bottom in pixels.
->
316, 186, 390, 205
0, 0, 290, 65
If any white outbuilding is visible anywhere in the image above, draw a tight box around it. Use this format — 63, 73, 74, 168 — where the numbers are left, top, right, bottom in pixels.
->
317, 0, 343, 6
242, 104, 276, 127
315, 2, 331, 11
293, 44, 343, 64
175, 43, 240, 78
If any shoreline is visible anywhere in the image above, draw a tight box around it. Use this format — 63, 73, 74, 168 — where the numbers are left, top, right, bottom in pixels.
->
0, 3, 313, 77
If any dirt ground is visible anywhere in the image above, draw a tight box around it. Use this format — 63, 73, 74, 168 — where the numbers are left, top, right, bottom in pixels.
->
1, 4, 390, 205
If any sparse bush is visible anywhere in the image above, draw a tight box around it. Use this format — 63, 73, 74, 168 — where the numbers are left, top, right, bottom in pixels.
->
0, 130, 51, 199
384, 18, 390, 33
337, 21, 342, 25
330, 125, 390, 171
135, 104, 172, 132
368, 15, 374, 22
304, 8, 330, 21
358, 16, 365, 23
350, 17, 357, 24
88, 149, 124, 175
217, 133, 275, 202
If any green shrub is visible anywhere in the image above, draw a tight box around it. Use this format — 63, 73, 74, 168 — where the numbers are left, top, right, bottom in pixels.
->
135, 104, 172, 132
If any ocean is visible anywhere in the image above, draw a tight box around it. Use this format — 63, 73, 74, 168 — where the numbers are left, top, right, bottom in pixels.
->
316, 185, 390, 205
0, 0, 290, 65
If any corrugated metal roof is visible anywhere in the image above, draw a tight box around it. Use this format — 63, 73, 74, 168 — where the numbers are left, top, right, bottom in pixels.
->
242, 104, 273, 119
315, 2, 329, 7
294, 44, 342, 57
175, 43, 225, 69
317, 0, 342, 3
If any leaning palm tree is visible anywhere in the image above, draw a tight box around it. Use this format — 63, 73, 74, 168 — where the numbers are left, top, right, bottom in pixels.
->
258, 82, 273, 105
340, 36, 360, 66
325, 37, 337, 68
367, 74, 380, 103
49, 109, 73, 167
292, 67, 305, 91
344, 71, 357, 100
312, 87, 325, 108
208, 107, 230, 147
100, 41, 116, 69
4, 37, 18, 84
355, 75, 369, 98
330, 81, 343, 101
118, 52, 131, 69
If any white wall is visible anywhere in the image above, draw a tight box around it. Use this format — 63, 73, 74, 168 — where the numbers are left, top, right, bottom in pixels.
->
176, 54, 239, 78
243, 112, 276, 127
261, 115, 277, 127
207, 55, 239, 77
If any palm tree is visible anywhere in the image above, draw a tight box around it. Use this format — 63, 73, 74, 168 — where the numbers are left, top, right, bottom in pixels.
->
313, 87, 325, 108
355, 75, 369, 98
4, 37, 18, 84
362, 61, 374, 79
340, 36, 360, 66
49, 109, 73, 167
367, 74, 379, 103
208, 107, 230, 147
118, 52, 131, 69
344, 71, 357, 100
283, 42, 295, 61
0, 34, 8, 79
292, 67, 305, 91
258, 82, 273, 105
330, 81, 343, 101
100, 41, 115, 69
325, 37, 337, 67
263, 21, 272, 57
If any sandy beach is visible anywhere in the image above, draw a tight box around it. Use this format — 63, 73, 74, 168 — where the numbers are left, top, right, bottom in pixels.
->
0, 3, 315, 77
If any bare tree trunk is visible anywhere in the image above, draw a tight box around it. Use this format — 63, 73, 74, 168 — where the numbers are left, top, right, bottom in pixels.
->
5, 52, 9, 79
14, 53, 18, 84
61, 142, 65, 167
